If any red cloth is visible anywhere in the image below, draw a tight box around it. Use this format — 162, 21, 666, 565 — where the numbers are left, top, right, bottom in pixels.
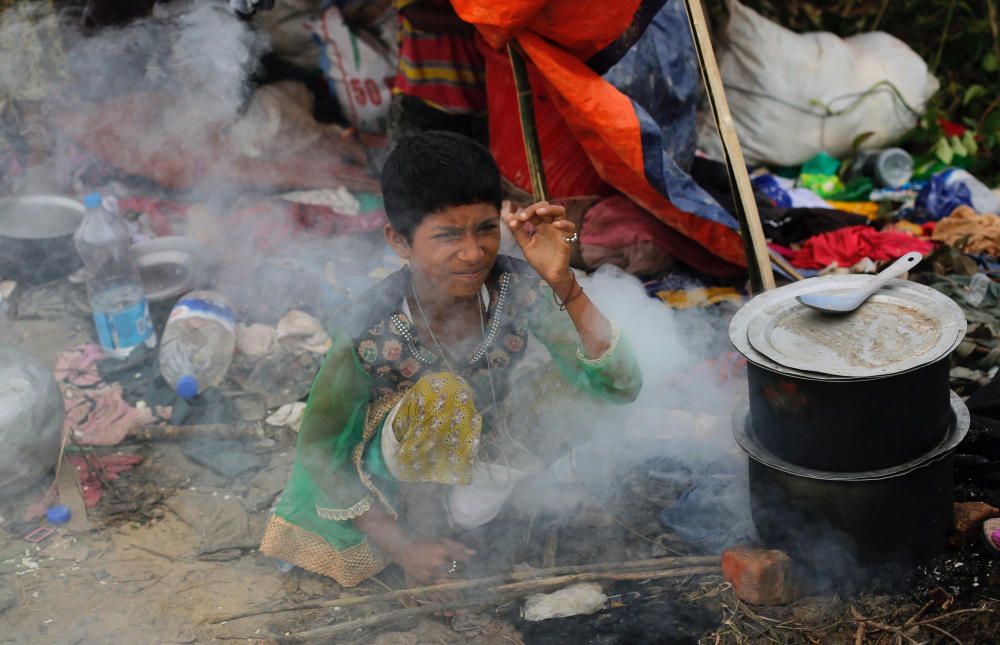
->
581, 195, 746, 278
791, 225, 934, 270
68, 454, 145, 508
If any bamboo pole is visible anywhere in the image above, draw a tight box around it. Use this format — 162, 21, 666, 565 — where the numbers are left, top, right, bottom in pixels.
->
682, 0, 776, 293
769, 248, 805, 282
507, 43, 549, 202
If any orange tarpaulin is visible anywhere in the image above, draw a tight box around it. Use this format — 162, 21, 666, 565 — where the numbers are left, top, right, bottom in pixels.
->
452, 0, 747, 267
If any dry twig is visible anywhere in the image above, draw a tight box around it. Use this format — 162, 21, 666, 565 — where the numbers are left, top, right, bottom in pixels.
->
212, 555, 719, 623
921, 622, 964, 645
278, 567, 719, 643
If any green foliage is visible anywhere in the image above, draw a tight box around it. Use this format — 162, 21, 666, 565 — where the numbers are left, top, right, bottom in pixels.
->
705, 0, 1000, 186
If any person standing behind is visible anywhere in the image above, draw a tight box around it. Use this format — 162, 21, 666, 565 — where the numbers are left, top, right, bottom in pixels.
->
389, 0, 487, 146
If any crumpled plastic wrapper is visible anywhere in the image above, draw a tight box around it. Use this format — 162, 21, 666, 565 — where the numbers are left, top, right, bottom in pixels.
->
522, 583, 607, 622
236, 323, 277, 357
265, 401, 306, 432
276, 310, 331, 354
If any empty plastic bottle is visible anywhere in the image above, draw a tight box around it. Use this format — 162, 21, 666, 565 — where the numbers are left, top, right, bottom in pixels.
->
74, 193, 156, 358
851, 148, 913, 189
159, 291, 237, 399
966, 273, 992, 307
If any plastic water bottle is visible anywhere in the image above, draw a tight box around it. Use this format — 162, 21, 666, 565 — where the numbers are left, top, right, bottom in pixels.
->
966, 273, 992, 307
851, 148, 913, 189
74, 193, 156, 358
159, 291, 237, 399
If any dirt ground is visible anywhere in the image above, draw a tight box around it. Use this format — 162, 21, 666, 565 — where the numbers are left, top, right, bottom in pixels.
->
4, 312, 1000, 644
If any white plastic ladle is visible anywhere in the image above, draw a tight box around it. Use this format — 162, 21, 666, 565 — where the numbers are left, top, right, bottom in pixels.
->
795, 252, 923, 314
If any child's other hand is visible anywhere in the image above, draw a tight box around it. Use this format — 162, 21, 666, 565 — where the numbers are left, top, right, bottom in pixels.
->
394, 537, 474, 585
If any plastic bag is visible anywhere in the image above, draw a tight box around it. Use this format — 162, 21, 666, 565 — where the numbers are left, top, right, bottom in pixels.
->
698, 0, 939, 167
311, 5, 397, 133
0, 347, 64, 497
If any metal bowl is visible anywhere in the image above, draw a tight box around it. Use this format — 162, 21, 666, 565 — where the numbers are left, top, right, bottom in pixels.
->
0, 195, 85, 284
131, 236, 215, 303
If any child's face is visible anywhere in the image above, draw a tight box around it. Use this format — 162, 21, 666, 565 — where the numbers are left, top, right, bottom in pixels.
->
386, 203, 501, 300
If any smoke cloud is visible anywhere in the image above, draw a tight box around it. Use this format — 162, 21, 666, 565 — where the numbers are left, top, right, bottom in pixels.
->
1, 0, 754, 568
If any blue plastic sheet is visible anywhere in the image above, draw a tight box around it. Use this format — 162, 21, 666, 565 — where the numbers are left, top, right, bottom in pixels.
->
601, 0, 740, 236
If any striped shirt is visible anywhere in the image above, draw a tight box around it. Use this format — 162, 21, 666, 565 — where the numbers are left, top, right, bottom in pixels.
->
393, 0, 487, 114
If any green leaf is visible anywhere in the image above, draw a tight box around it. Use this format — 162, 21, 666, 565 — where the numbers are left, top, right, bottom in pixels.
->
964, 84, 989, 105
962, 130, 979, 155
851, 131, 875, 151
983, 51, 998, 72
934, 137, 955, 164
950, 135, 969, 158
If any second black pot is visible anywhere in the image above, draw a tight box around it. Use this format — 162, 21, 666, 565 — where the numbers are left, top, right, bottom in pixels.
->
735, 393, 968, 568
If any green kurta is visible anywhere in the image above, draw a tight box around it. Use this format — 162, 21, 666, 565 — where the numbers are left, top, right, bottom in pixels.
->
261, 256, 642, 586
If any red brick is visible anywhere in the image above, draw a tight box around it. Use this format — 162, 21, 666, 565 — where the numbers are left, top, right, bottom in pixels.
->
951, 502, 1000, 548
722, 547, 803, 606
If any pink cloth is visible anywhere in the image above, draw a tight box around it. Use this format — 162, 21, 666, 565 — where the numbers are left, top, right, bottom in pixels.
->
791, 225, 934, 270
53, 344, 106, 387
54, 344, 169, 446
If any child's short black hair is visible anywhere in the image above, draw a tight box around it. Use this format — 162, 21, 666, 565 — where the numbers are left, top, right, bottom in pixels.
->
380, 131, 502, 240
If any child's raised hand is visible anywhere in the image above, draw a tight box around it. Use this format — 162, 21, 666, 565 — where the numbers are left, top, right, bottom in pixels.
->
502, 201, 576, 296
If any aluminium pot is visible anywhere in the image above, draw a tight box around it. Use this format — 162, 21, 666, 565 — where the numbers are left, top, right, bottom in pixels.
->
730, 276, 967, 472
734, 391, 969, 568
0, 196, 85, 285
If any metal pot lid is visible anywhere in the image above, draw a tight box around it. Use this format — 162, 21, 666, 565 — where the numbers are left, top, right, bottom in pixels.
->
734, 276, 966, 379
730, 293, 856, 381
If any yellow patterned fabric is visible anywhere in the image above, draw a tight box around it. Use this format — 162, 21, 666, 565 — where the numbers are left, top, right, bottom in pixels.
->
392, 373, 482, 485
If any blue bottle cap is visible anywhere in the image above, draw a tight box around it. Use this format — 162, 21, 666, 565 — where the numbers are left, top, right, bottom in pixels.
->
46, 504, 71, 525
176, 375, 199, 400
82, 193, 102, 209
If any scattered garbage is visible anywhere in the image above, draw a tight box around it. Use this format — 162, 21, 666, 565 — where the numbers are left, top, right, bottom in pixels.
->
265, 401, 306, 432
159, 291, 237, 399
131, 236, 215, 303
0, 2, 1000, 641
74, 193, 157, 358
798, 152, 845, 198
45, 505, 71, 525
848, 148, 914, 189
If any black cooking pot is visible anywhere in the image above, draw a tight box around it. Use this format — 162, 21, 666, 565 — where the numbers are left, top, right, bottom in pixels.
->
747, 359, 952, 472
735, 393, 968, 567
730, 276, 967, 472
0, 196, 84, 285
